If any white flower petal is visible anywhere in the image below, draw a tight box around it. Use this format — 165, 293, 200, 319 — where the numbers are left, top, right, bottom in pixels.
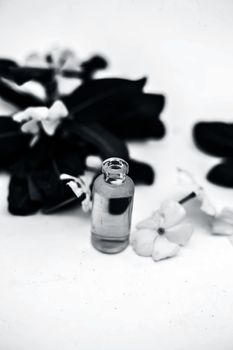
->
131, 229, 157, 257
58, 49, 78, 69
56, 75, 82, 95
27, 106, 49, 121
48, 100, 68, 120
86, 155, 102, 169
152, 235, 180, 262
61, 175, 92, 213
212, 218, 233, 236
197, 191, 216, 216
41, 119, 60, 136
217, 207, 233, 225
211, 207, 233, 236
165, 222, 193, 246
160, 200, 186, 229
136, 211, 160, 230
21, 81, 46, 100
66, 181, 83, 198
177, 168, 216, 216
62, 56, 79, 71
25, 53, 48, 68
14, 106, 49, 124
82, 194, 92, 212
49, 47, 62, 68
21, 120, 39, 134
60, 173, 77, 181
13, 110, 30, 123
49, 47, 78, 70
177, 168, 199, 193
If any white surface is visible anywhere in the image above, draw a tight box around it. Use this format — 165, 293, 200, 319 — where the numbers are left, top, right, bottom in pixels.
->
1, 1, 233, 349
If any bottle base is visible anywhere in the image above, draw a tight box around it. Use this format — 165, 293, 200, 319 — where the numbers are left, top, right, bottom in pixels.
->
91, 233, 129, 254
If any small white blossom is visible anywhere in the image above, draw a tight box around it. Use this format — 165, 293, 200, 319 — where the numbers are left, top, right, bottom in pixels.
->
131, 200, 193, 261
25, 47, 81, 95
26, 47, 80, 72
177, 168, 216, 216
13, 100, 68, 143
60, 173, 92, 213
212, 207, 233, 236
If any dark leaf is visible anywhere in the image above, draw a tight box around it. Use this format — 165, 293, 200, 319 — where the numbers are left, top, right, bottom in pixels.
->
0, 116, 30, 170
80, 55, 108, 80
27, 135, 86, 209
193, 122, 233, 157
62, 55, 107, 80
104, 115, 165, 140
29, 160, 63, 204
28, 135, 86, 175
54, 141, 86, 176
62, 77, 146, 119
64, 121, 129, 160
29, 157, 83, 213
8, 163, 40, 215
129, 159, 155, 185
0, 79, 44, 108
135, 93, 165, 117
0, 66, 54, 85
0, 116, 20, 133
44, 77, 58, 105
60, 70, 82, 79
207, 159, 233, 188
91, 92, 165, 138
0, 59, 18, 69
28, 135, 54, 169
28, 174, 43, 202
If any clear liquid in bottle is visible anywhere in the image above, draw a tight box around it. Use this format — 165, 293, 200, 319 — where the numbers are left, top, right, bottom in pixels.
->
91, 158, 135, 254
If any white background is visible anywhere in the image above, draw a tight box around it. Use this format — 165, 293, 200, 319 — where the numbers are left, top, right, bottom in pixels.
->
0, 1, 233, 349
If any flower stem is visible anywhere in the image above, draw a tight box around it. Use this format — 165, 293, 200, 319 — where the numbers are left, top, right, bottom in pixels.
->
179, 191, 197, 205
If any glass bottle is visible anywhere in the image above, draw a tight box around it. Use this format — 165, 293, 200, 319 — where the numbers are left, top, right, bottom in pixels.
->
91, 157, 135, 254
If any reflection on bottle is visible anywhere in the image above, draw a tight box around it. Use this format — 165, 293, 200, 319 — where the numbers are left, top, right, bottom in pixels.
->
91, 158, 135, 254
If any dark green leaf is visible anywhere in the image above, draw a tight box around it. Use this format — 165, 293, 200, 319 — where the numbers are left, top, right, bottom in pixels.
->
129, 159, 155, 185
193, 122, 233, 157
207, 159, 233, 188
0, 79, 44, 108
62, 77, 146, 120
65, 122, 129, 160
104, 115, 165, 140
0, 116, 30, 170
79, 55, 107, 80
0, 59, 17, 69
0, 66, 54, 85
8, 163, 40, 215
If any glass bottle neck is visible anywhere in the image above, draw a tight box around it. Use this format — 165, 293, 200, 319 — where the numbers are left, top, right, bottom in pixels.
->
104, 172, 126, 185
102, 157, 129, 185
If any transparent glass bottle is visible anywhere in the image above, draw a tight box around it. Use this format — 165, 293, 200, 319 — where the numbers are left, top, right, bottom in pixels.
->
91, 158, 135, 254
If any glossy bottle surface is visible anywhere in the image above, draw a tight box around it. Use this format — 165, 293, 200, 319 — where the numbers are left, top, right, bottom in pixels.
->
91, 158, 135, 254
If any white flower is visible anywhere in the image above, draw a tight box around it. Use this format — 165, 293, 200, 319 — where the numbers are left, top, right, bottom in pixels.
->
26, 47, 80, 72
177, 169, 233, 246
25, 47, 81, 95
212, 207, 233, 236
177, 168, 216, 216
131, 200, 193, 261
60, 173, 92, 213
13, 100, 68, 143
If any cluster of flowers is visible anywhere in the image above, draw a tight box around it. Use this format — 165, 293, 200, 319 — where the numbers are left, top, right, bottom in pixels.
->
0, 47, 165, 215
131, 169, 233, 261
